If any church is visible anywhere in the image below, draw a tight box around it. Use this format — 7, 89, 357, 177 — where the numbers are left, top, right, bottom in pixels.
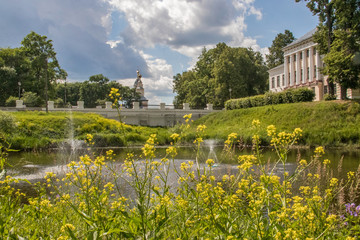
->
268, 29, 360, 101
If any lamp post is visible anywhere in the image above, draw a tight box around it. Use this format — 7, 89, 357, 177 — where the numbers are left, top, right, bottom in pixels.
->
18, 82, 21, 99
229, 87, 232, 99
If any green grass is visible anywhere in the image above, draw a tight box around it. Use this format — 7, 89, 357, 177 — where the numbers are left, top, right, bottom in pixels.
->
2, 111, 170, 150
184, 100, 360, 147
2, 100, 360, 150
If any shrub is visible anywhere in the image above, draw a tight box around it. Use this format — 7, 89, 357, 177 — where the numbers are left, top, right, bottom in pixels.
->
0, 111, 15, 134
5, 96, 18, 107
22, 92, 43, 107
95, 99, 106, 108
225, 88, 315, 110
54, 98, 65, 108
324, 94, 337, 101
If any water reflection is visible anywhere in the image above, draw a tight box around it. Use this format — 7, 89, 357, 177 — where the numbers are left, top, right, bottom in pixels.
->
7, 146, 360, 184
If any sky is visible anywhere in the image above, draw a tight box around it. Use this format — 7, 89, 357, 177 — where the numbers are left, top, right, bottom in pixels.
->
0, 0, 319, 104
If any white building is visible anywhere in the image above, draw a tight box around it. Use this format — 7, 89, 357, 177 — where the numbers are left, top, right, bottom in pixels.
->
268, 29, 360, 101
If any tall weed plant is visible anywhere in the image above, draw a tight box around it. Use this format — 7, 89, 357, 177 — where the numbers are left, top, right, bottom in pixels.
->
0, 116, 359, 239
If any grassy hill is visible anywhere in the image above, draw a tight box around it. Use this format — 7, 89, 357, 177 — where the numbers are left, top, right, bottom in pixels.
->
185, 101, 360, 147
0, 111, 170, 150
1, 101, 360, 150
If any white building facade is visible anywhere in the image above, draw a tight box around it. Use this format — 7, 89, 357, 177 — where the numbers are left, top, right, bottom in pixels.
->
268, 29, 360, 101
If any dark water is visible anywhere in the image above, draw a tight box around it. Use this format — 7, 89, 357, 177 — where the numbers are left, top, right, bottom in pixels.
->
5, 145, 360, 183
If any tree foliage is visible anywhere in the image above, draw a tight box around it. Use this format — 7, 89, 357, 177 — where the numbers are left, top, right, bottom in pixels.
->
266, 30, 295, 69
297, 0, 360, 98
21, 31, 67, 108
0, 32, 67, 106
173, 43, 268, 109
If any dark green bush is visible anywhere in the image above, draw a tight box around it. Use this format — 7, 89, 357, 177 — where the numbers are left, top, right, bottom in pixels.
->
225, 88, 314, 110
23, 92, 43, 107
324, 94, 337, 101
0, 111, 16, 134
54, 98, 65, 108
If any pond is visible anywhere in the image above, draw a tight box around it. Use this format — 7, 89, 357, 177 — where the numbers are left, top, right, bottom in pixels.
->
6, 143, 360, 184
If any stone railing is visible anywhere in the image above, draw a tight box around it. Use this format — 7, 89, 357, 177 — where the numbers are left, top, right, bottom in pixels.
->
12, 101, 219, 127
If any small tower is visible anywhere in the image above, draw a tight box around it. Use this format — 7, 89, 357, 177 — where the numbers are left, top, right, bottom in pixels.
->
133, 70, 148, 108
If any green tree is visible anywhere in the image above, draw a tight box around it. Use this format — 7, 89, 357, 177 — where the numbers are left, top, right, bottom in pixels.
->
323, 0, 360, 98
21, 31, 67, 112
173, 43, 268, 108
296, 0, 360, 98
79, 74, 137, 108
266, 30, 295, 69
54, 82, 82, 106
89, 74, 109, 85
0, 48, 31, 105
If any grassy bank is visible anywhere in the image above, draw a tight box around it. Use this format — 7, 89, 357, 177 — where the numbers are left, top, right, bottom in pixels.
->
181, 100, 360, 147
0, 111, 170, 150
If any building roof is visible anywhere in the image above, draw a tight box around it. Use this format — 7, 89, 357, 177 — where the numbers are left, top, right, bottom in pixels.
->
284, 28, 317, 49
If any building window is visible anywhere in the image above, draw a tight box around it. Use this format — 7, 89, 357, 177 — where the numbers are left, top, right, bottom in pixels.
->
300, 52, 303, 60
288, 56, 290, 63
313, 48, 316, 55
272, 77, 275, 89
294, 71, 297, 82
324, 86, 328, 94
301, 69, 303, 82
277, 76, 280, 87
282, 74, 285, 86
288, 73, 291, 85
314, 65, 317, 78
294, 54, 296, 61
307, 49, 310, 57
307, 67, 310, 80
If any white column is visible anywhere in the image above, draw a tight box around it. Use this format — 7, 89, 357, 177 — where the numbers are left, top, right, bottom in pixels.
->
290, 55, 295, 86
206, 104, 213, 111
16, 100, 25, 108
183, 103, 190, 110
105, 101, 112, 109
296, 52, 301, 85
309, 47, 314, 82
302, 50, 306, 84
284, 55, 289, 87
160, 103, 166, 110
316, 51, 322, 81
77, 101, 84, 109
133, 102, 140, 110
47, 101, 54, 110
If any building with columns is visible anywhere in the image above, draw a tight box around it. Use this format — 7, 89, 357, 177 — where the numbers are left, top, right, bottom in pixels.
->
268, 29, 360, 101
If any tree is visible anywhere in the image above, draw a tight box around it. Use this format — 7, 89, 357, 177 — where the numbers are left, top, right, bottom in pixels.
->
173, 43, 268, 108
21, 31, 67, 112
266, 30, 295, 69
322, 0, 360, 96
78, 74, 137, 108
89, 74, 109, 85
0, 48, 31, 105
295, 0, 336, 95
296, 0, 360, 98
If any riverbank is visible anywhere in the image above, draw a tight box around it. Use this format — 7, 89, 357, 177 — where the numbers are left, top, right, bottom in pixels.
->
0, 111, 170, 150
1, 100, 360, 150
180, 100, 360, 148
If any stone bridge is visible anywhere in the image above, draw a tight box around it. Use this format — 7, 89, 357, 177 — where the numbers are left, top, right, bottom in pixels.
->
7, 100, 220, 127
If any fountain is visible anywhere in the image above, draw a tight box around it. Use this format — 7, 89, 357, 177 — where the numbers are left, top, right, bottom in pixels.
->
204, 139, 220, 167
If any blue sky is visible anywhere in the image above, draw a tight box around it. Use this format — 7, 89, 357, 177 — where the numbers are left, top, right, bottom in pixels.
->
0, 0, 318, 104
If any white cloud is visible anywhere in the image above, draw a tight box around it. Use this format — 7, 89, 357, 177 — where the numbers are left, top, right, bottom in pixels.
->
118, 51, 175, 104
